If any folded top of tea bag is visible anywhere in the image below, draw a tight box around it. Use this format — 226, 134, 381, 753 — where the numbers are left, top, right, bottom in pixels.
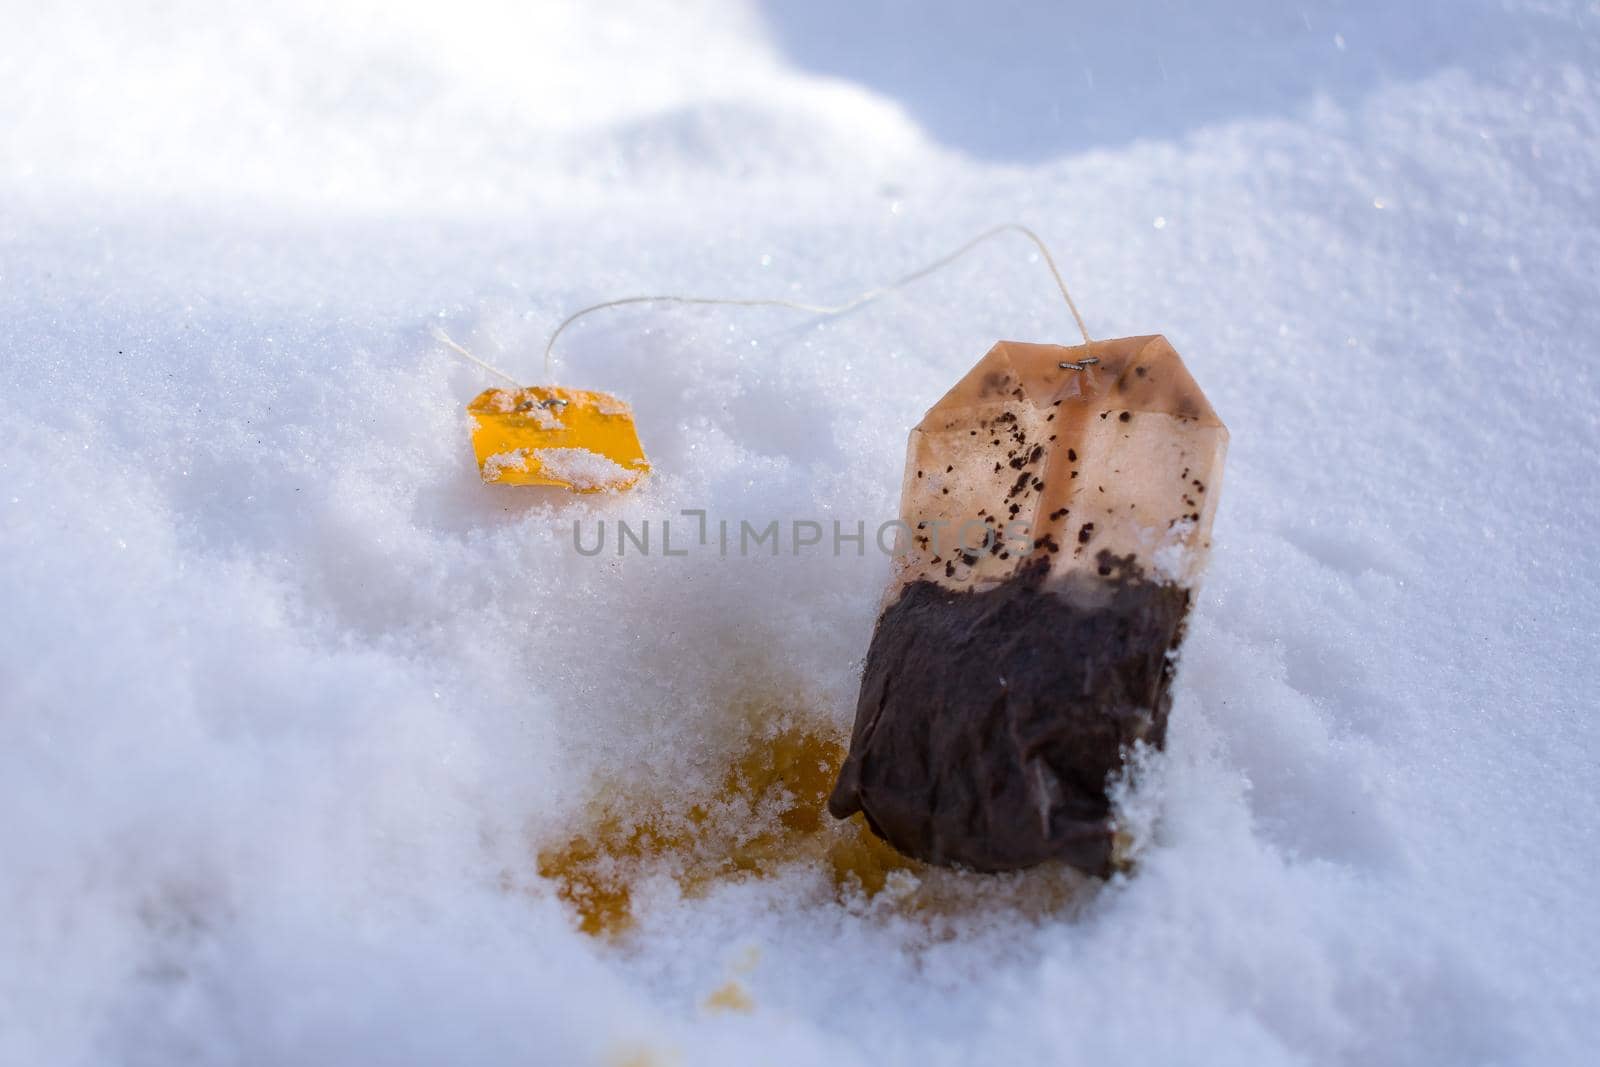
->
895, 335, 1227, 599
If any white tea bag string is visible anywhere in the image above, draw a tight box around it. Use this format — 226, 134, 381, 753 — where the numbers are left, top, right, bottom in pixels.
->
431, 327, 522, 387
437, 223, 1091, 385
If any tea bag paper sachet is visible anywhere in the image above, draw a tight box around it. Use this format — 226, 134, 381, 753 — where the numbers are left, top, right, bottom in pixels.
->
829, 336, 1228, 876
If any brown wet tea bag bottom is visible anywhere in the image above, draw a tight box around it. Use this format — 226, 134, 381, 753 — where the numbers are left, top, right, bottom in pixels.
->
828, 553, 1188, 876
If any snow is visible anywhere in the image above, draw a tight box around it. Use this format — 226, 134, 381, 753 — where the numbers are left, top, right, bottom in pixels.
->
2, 1, 1598, 1064
530, 447, 638, 491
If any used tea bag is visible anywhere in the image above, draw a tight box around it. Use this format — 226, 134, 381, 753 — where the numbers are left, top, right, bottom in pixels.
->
828, 336, 1227, 876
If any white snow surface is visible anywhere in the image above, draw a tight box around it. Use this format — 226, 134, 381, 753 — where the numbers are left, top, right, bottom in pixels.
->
3, 1, 1599, 1064
528, 448, 638, 491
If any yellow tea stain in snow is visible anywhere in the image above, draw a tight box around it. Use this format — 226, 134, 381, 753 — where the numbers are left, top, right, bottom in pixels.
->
702, 981, 755, 1015
535, 723, 1094, 938
536, 727, 915, 937
608, 1046, 679, 1067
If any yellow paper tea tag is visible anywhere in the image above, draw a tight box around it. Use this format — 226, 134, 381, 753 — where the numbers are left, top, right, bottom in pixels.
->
467, 386, 649, 492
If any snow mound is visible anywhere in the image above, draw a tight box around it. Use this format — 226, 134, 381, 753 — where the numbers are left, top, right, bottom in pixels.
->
2, 1, 1598, 1064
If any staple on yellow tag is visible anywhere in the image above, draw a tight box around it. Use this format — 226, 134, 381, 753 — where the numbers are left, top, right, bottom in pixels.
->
467, 386, 649, 492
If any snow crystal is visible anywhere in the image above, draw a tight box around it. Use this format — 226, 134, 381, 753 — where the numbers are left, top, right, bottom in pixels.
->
532, 446, 637, 491
481, 447, 533, 479
1150, 518, 1197, 582
528, 404, 565, 430
593, 395, 634, 418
